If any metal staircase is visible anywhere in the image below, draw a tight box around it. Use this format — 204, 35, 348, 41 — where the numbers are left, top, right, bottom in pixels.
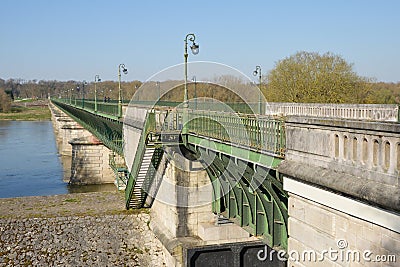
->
109, 152, 129, 190
125, 112, 166, 209
127, 146, 156, 208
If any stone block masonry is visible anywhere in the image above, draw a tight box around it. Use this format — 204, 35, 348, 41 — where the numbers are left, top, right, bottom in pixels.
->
0, 192, 166, 266
69, 136, 115, 184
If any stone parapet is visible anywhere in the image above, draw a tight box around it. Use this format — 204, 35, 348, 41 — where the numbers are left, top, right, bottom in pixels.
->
284, 117, 400, 178
280, 116, 400, 266
267, 102, 399, 122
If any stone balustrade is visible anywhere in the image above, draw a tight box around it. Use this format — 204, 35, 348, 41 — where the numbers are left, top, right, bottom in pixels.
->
333, 124, 400, 179
283, 117, 400, 188
278, 117, 400, 228
267, 103, 399, 122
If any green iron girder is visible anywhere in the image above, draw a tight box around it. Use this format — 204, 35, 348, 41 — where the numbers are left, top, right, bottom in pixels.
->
189, 145, 288, 250
187, 135, 283, 168
52, 100, 123, 155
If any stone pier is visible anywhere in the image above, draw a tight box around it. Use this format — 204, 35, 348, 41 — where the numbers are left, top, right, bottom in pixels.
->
150, 147, 258, 267
69, 136, 115, 185
49, 103, 115, 186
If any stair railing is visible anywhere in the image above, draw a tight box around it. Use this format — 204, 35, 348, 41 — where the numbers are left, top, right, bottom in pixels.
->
125, 112, 156, 209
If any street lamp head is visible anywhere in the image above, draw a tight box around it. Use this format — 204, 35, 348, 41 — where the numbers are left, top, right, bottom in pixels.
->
190, 43, 199, 55
119, 64, 128, 75
253, 65, 261, 76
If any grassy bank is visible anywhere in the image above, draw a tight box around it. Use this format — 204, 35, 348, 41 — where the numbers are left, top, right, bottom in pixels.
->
0, 105, 51, 120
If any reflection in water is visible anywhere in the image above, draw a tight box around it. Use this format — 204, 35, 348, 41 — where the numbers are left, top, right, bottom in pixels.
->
67, 183, 117, 194
0, 121, 116, 198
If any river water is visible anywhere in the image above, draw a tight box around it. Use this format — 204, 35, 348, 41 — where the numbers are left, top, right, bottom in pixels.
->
0, 121, 115, 198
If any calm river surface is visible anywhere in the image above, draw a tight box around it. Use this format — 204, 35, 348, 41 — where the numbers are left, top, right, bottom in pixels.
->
0, 121, 115, 198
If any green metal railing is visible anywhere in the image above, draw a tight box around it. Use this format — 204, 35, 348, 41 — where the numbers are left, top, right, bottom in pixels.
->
53, 98, 285, 159
188, 111, 285, 157
55, 98, 120, 117
54, 98, 268, 116
125, 100, 262, 114
160, 109, 285, 158
52, 98, 285, 160
51, 98, 123, 154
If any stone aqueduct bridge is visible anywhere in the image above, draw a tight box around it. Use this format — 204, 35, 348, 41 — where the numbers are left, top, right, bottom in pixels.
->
50, 98, 400, 267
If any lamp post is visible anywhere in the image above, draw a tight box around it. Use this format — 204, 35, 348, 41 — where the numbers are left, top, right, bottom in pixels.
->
69, 88, 72, 104
253, 66, 262, 114
94, 75, 101, 112
156, 81, 160, 103
118, 64, 128, 118
77, 81, 88, 108
76, 84, 80, 106
184, 33, 199, 108
192, 76, 197, 110
183, 34, 199, 139
73, 88, 77, 106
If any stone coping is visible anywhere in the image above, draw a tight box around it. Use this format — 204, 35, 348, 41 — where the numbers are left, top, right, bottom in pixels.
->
69, 136, 102, 145
61, 124, 84, 130
268, 102, 399, 108
286, 116, 400, 133
279, 160, 400, 213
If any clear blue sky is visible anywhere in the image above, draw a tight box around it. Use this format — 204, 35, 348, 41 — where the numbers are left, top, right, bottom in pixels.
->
1, 0, 399, 82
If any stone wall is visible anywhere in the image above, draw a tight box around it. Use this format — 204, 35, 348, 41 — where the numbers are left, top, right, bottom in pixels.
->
69, 136, 115, 185
151, 154, 214, 238
150, 148, 214, 267
287, 192, 399, 267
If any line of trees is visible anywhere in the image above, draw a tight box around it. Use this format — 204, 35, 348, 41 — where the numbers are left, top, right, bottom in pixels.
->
265, 51, 399, 104
0, 78, 143, 102
1, 51, 399, 111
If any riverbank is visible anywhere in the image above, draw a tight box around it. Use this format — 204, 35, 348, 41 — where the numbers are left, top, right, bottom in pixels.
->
0, 99, 50, 120
0, 191, 166, 266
